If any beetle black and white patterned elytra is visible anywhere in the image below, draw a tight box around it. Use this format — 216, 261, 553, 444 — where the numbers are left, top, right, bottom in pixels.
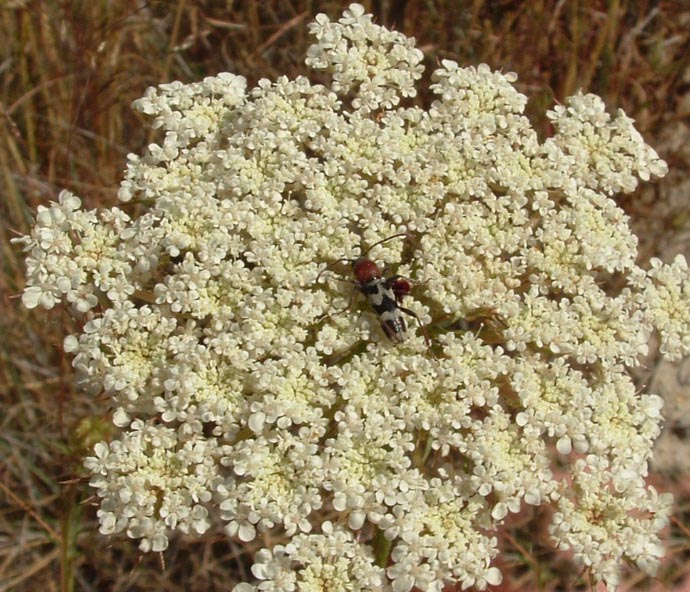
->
317, 233, 429, 346
352, 257, 411, 343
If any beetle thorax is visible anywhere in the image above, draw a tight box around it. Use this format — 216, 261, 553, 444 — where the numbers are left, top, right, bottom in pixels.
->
352, 258, 382, 285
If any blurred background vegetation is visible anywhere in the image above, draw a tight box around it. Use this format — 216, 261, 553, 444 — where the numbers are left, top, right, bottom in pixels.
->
2, 1, 690, 590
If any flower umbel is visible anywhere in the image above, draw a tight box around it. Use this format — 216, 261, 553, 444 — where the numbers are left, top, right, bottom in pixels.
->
15, 3, 685, 590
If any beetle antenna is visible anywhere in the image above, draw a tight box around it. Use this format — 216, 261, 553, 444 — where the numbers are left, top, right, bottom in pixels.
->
316, 231, 412, 284
315, 256, 354, 284
360, 232, 410, 258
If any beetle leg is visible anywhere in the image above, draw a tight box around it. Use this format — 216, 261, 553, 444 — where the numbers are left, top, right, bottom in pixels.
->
398, 305, 432, 348
316, 285, 358, 322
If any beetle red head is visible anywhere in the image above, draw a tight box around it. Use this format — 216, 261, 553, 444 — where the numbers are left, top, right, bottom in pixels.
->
352, 258, 382, 285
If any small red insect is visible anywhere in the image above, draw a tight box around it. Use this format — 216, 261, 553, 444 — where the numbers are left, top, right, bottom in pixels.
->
318, 233, 429, 345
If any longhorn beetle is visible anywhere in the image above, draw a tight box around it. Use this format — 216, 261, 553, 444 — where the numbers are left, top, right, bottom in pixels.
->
317, 233, 430, 346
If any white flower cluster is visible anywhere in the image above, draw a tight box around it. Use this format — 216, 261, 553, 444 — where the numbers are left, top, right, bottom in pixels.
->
14, 3, 686, 590
84, 420, 217, 552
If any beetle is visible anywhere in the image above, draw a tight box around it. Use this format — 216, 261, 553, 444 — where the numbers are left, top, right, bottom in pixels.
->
317, 233, 429, 345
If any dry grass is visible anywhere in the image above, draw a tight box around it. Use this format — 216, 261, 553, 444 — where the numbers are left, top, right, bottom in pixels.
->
1, 1, 689, 590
